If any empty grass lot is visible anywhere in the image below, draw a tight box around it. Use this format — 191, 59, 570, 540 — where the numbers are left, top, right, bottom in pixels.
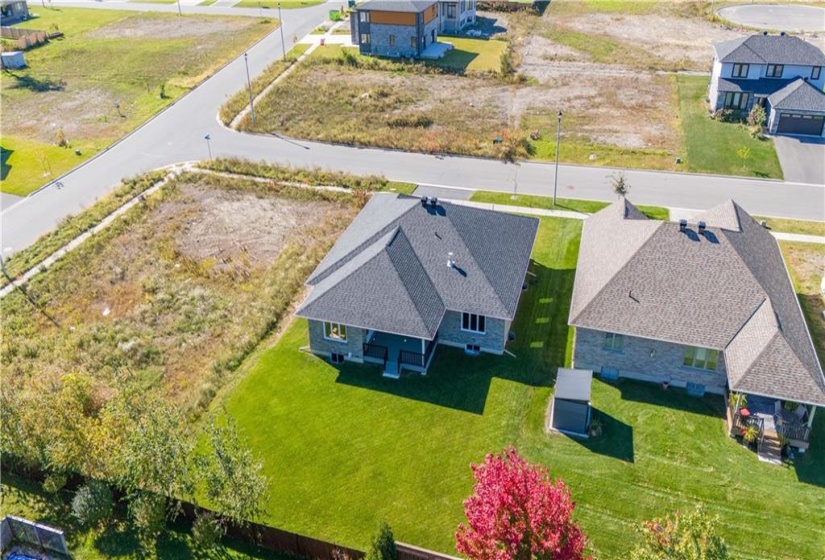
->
677, 75, 783, 179
233, 0, 325, 8
0, 8, 276, 196
221, 216, 824, 559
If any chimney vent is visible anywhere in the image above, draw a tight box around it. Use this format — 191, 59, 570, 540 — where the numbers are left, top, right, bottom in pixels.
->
421, 196, 430, 207
762, 31, 768, 36
429, 197, 438, 207
780, 31, 786, 37
679, 219, 687, 232
447, 252, 455, 269
698, 221, 707, 235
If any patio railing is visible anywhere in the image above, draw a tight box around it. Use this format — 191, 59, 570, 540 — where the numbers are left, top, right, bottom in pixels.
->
398, 335, 439, 370
363, 342, 389, 368
779, 422, 811, 444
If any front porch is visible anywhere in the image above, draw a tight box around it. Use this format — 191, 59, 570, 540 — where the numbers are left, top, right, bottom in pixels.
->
363, 330, 439, 379
727, 391, 816, 463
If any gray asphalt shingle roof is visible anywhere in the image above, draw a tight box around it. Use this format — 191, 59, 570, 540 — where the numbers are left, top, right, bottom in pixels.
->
357, 0, 436, 12
768, 78, 825, 112
298, 194, 539, 340
717, 77, 795, 96
714, 34, 825, 65
570, 198, 825, 406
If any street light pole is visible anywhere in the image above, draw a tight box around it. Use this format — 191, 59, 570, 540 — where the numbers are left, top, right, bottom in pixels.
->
176, 0, 181, 16
204, 134, 213, 160
553, 110, 562, 206
244, 53, 256, 126
278, 3, 286, 61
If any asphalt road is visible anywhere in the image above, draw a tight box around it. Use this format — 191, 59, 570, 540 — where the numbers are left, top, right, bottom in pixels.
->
2, 1, 824, 256
717, 4, 825, 33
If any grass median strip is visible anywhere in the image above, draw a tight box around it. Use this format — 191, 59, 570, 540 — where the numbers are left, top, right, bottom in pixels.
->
470, 190, 670, 220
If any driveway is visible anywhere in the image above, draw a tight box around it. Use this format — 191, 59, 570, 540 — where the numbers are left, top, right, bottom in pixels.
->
773, 135, 825, 185
717, 5, 825, 33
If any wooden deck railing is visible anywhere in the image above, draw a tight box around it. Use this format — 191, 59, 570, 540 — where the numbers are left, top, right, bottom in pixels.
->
779, 422, 811, 443
363, 342, 388, 368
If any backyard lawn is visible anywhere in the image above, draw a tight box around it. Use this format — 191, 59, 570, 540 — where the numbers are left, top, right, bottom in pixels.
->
433, 37, 507, 73
677, 75, 783, 179
221, 216, 825, 559
0, 8, 277, 195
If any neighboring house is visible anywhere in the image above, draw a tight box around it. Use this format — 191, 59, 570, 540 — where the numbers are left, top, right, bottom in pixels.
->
350, 0, 440, 59
0, 0, 29, 24
296, 193, 539, 378
569, 198, 825, 455
439, 0, 476, 33
709, 32, 825, 136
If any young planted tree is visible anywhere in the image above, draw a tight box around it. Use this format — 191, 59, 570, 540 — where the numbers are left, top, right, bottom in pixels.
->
456, 446, 587, 560
631, 506, 729, 560
611, 171, 631, 199
366, 522, 398, 560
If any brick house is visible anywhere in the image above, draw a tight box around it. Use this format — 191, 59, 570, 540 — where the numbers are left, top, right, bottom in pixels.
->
296, 193, 538, 378
569, 198, 824, 455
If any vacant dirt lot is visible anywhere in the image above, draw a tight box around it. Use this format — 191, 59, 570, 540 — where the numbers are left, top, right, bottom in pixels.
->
0, 173, 358, 414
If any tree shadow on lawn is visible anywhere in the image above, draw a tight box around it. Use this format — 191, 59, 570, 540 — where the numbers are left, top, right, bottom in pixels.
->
563, 406, 635, 463
431, 50, 479, 74
4, 71, 65, 92
615, 378, 726, 418
336, 263, 575, 414
1, 146, 12, 181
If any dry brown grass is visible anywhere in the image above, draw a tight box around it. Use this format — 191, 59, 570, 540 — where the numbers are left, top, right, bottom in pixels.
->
0, 172, 359, 417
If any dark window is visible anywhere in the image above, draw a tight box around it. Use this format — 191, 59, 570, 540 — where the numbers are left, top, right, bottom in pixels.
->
361, 33, 370, 45
447, 3, 456, 18
411, 36, 417, 49
813, 66, 822, 80
724, 91, 749, 110
766, 64, 784, 78
603, 332, 624, 351
732, 63, 749, 78
461, 313, 486, 334
389, 34, 395, 47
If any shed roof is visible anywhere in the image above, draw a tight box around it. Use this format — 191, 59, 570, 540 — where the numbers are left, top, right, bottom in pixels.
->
555, 368, 593, 403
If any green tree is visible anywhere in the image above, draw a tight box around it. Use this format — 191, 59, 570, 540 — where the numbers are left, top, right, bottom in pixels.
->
632, 506, 730, 560
611, 171, 631, 198
196, 414, 269, 528
366, 522, 397, 560
129, 491, 168, 545
71, 480, 114, 527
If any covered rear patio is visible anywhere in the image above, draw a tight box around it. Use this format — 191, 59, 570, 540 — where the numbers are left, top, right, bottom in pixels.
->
363, 330, 439, 379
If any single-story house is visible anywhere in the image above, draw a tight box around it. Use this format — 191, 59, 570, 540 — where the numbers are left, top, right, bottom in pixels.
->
709, 32, 825, 136
439, 0, 476, 34
350, 0, 441, 59
0, 0, 29, 24
569, 198, 825, 456
297, 193, 539, 378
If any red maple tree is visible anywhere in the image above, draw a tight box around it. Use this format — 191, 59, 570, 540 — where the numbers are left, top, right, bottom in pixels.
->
456, 446, 587, 560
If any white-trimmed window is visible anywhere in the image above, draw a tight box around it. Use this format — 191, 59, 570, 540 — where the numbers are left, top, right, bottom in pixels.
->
766, 64, 784, 78
361, 33, 370, 45
324, 322, 348, 342
461, 313, 486, 334
603, 332, 624, 352
813, 66, 822, 80
732, 63, 749, 78
447, 3, 456, 17
683, 346, 719, 371
359, 11, 369, 22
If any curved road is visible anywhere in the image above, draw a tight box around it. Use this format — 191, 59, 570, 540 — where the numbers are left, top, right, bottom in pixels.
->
2, 1, 824, 256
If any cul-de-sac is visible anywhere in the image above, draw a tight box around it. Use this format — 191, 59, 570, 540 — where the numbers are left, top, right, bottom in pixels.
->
1, 1, 824, 559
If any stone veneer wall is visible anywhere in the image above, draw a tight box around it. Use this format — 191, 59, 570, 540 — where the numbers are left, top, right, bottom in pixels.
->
307, 320, 365, 363
438, 311, 507, 354
573, 327, 728, 394
369, 23, 419, 58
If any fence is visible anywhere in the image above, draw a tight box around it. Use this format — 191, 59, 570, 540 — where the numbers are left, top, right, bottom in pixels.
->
0, 516, 70, 556
397, 542, 464, 560
0, 26, 62, 51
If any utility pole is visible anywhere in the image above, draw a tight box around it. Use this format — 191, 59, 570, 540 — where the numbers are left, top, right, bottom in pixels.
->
244, 53, 256, 126
553, 110, 562, 206
279, 3, 286, 61
177, 0, 182, 16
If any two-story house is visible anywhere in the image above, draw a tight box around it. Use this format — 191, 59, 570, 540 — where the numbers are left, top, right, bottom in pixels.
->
709, 33, 825, 136
350, 0, 441, 59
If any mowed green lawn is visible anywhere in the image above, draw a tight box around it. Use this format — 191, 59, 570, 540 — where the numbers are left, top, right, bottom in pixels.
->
1, 8, 276, 196
677, 75, 783, 179
434, 37, 507, 73
222, 217, 824, 559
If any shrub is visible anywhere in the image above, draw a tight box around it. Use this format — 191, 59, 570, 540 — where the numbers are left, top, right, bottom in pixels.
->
632, 506, 729, 560
728, 392, 747, 411
71, 480, 114, 527
42, 473, 68, 494
366, 522, 397, 560
129, 492, 167, 543
192, 511, 224, 548
747, 104, 766, 127
711, 109, 736, 123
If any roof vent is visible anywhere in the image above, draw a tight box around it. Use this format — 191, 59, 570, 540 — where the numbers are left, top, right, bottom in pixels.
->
429, 197, 438, 207
762, 31, 768, 36
679, 219, 687, 232
421, 196, 430, 207
780, 31, 786, 37
698, 221, 707, 235
447, 252, 456, 269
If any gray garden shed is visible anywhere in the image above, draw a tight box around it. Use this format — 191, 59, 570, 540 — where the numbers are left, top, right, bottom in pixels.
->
549, 368, 593, 438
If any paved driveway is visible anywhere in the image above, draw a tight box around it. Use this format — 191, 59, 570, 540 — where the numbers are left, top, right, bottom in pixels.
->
717, 5, 825, 33
773, 136, 825, 186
